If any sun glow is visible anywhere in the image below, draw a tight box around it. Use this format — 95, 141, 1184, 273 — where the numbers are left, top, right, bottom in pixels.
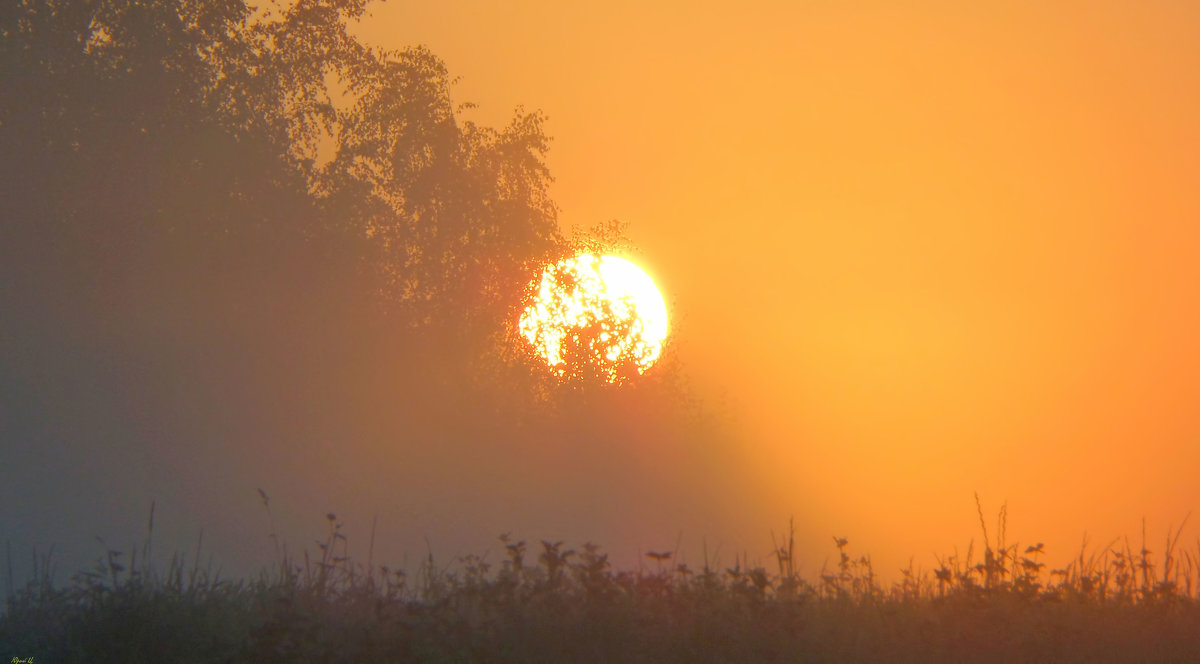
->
519, 254, 668, 382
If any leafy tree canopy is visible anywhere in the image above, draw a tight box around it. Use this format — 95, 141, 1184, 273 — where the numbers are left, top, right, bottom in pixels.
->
0, 4, 735, 593
0, 0, 704, 433
1, 0, 562, 342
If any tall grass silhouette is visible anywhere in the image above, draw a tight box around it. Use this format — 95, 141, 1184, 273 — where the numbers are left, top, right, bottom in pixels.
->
3, 493, 1198, 662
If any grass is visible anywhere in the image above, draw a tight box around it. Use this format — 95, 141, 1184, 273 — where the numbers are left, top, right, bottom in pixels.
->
3, 495, 1199, 663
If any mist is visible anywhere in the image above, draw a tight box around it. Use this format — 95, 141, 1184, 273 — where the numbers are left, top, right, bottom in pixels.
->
0, 0, 770, 591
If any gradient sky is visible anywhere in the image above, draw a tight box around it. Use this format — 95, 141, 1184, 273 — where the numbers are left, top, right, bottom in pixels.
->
350, 0, 1200, 574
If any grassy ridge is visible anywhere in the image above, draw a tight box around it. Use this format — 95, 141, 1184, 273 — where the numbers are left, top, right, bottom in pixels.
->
3, 502, 1199, 663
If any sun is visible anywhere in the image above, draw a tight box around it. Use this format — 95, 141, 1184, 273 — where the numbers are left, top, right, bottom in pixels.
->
519, 253, 669, 383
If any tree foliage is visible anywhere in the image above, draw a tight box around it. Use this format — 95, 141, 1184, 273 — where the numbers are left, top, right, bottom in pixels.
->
0, 0, 697, 441
1, 0, 562, 345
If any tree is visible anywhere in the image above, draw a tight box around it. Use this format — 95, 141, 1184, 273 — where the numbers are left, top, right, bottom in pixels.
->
0, 4, 737, 594
1, 0, 564, 357
0, 0, 698, 440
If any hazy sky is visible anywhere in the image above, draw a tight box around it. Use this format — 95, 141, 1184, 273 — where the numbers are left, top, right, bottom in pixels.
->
4, 0, 1199, 589
351, 0, 1200, 573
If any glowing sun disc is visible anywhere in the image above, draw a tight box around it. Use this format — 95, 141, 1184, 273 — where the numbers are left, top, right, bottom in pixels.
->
519, 253, 669, 381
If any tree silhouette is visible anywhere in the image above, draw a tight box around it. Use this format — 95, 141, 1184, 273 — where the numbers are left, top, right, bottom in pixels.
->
0, 6, 740, 592
1, 0, 563, 360
0, 0, 700, 461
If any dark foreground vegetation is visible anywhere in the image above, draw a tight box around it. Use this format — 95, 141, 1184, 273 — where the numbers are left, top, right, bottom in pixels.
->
5, 506, 1199, 663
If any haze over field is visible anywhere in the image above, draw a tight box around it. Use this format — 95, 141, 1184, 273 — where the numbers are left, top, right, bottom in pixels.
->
3, 0, 1198, 589
351, 0, 1200, 567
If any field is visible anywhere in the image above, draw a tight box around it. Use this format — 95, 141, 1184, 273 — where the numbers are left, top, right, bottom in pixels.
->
4, 500, 1198, 663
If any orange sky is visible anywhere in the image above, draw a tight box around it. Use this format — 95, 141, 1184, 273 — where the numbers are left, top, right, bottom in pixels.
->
348, 1, 1200, 575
